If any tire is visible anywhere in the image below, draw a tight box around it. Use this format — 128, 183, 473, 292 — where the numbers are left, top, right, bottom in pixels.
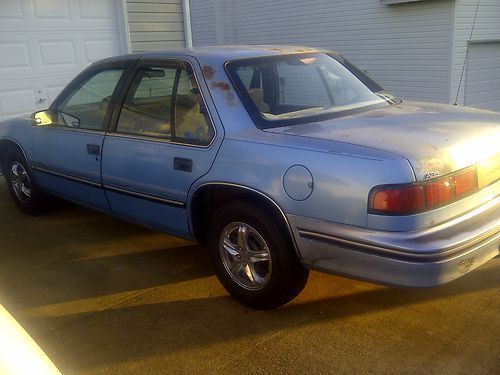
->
4, 148, 47, 214
208, 201, 309, 309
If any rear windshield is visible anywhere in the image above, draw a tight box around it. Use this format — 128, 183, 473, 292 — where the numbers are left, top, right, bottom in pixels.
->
226, 53, 398, 128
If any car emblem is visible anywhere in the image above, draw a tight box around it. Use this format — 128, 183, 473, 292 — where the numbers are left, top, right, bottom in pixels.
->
424, 171, 440, 179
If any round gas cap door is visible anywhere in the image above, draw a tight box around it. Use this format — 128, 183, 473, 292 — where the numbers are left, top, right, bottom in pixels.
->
283, 165, 314, 201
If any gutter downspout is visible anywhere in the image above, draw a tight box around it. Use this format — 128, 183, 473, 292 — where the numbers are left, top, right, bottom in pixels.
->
182, 0, 193, 48
120, 0, 132, 53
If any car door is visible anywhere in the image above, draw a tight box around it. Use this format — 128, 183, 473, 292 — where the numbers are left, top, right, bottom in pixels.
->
31, 61, 131, 210
101, 59, 223, 237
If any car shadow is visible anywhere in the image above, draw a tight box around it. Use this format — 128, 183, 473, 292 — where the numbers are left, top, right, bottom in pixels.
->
0, 244, 215, 310
0, 184, 215, 309
21, 265, 499, 373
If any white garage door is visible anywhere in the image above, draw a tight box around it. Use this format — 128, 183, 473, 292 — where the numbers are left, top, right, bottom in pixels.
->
0, 0, 129, 122
465, 42, 500, 112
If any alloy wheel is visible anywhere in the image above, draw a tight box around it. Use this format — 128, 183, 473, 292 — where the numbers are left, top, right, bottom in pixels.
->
219, 222, 272, 291
10, 161, 32, 204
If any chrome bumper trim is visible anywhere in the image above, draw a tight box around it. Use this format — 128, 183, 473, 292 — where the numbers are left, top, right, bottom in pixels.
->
289, 197, 500, 287
297, 226, 498, 263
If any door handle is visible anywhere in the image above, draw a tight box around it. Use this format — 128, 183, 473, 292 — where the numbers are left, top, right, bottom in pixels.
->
173, 157, 192, 172
87, 144, 100, 156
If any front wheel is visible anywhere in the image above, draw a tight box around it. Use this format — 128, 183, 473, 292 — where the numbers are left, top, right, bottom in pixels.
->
4, 148, 47, 214
208, 201, 309, 309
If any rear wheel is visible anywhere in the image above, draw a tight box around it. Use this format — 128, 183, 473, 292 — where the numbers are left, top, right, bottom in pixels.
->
4, 148, 47, 214
208, 201, 309, 309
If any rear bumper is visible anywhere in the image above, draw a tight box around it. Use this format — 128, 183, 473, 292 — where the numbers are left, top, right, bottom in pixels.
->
289, 196, 500, 287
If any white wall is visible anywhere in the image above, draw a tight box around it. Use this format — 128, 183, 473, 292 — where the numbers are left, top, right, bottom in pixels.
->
190, 0, 455, 103
464, 42, 500, 110
127, 0, 185, 52
450, 0, 500, 105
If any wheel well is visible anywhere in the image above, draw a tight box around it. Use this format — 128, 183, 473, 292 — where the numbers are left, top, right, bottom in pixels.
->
190, 184, 296, 250
0, 140, 21, 175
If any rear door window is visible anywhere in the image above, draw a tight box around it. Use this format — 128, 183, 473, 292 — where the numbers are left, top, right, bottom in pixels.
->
116, 62, 214, 146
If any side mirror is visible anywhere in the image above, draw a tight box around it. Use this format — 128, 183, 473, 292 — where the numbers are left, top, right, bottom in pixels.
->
33, 110, 52, 126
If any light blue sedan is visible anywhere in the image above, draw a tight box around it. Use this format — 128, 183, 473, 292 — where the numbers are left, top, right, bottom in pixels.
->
1, 46, 499, 309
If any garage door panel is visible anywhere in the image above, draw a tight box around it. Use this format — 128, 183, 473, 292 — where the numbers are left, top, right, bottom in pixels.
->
40, 41, 77, 66
0, 0, 23, 19
0, 43, 31, 68
0, 90, 37, 116
83, 39, 121, 62
33, 0, 70, 19
0, 34, 122, 81
0, 0, 127, 121
79, 0, 115, 19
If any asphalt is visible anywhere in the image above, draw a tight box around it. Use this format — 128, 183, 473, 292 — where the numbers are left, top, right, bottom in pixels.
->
0, 181, 499, 374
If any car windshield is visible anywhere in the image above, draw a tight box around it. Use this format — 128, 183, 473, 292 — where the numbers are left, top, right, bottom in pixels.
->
226, 53, 399, 128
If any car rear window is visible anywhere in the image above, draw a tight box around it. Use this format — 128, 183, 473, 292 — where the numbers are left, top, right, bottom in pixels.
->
226, 53, 396, 128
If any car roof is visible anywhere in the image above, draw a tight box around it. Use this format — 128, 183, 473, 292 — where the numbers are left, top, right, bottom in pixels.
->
96, 45, 329, 65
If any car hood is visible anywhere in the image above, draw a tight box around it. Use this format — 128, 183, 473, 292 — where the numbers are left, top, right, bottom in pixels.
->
265, 101, 500, 181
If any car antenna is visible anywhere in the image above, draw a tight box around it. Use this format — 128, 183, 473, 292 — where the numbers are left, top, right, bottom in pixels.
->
454, 0, 481, 106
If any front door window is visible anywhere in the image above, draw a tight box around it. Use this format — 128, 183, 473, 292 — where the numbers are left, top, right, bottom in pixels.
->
55, 68, 124, 131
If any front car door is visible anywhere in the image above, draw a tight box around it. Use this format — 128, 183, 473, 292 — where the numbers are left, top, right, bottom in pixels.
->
101, 58, 223, 237
31, 61, 132, 210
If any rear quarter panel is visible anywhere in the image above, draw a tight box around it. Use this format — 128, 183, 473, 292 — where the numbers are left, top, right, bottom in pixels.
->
191, 135, 415, 228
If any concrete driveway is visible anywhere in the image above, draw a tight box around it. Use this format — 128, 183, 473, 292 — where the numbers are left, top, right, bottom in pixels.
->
0, 182, 499, 374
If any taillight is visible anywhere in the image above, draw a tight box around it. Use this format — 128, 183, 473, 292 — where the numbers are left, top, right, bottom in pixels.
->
369, 167, 478, 215
454, 168, 477, 197
371, 185, 423, 214
424, 177, 453, 207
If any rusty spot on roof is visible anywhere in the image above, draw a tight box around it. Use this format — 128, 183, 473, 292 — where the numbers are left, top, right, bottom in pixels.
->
201, 64, 216, 80
210, 80, 236, 106
210, 81, 230, 91
266, 47, 317, 53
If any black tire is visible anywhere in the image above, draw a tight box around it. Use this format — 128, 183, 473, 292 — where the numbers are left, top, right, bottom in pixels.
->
3, 148, 47, 214
208, 201, 309, 309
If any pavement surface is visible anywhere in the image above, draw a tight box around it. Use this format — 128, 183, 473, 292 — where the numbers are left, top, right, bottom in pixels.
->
0, 181, 499, 374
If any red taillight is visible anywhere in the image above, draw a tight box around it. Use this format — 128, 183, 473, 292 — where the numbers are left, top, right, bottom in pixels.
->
372, 186, 424, 214
454, 168, 477, 197
424, 177, 453, 208
369, 167, 478, 215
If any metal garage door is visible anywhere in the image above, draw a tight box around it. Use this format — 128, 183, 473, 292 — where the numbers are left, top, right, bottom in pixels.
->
465, 42, 500, 112
0, 0, 128, 122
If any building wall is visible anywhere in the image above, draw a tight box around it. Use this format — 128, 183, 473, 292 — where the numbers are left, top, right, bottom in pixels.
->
189, 0, 455, 103
126, 0, 185, 52
450, 0, 500, 105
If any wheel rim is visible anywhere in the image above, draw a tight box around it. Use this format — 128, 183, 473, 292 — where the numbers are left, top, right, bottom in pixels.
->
9, 161, 32, 204
219, 222, 272, 291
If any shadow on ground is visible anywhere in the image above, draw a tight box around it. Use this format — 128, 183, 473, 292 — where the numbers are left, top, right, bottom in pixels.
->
21, 265, 500, 371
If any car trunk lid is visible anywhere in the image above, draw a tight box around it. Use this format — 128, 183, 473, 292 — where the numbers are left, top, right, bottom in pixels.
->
265, 101, 500, 183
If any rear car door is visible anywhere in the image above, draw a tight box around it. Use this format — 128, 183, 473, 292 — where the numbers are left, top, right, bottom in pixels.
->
31, 62, 131, 210
101, 59, 223, 237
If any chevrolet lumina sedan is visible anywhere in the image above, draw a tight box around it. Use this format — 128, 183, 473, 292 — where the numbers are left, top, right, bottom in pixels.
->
1, 46, 499, 309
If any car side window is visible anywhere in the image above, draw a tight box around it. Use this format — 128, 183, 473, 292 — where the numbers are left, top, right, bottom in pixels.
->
174, 68, 214, 144
116, 67, 176, 138
55, 69, 124, 131
116, 62, 214, 146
